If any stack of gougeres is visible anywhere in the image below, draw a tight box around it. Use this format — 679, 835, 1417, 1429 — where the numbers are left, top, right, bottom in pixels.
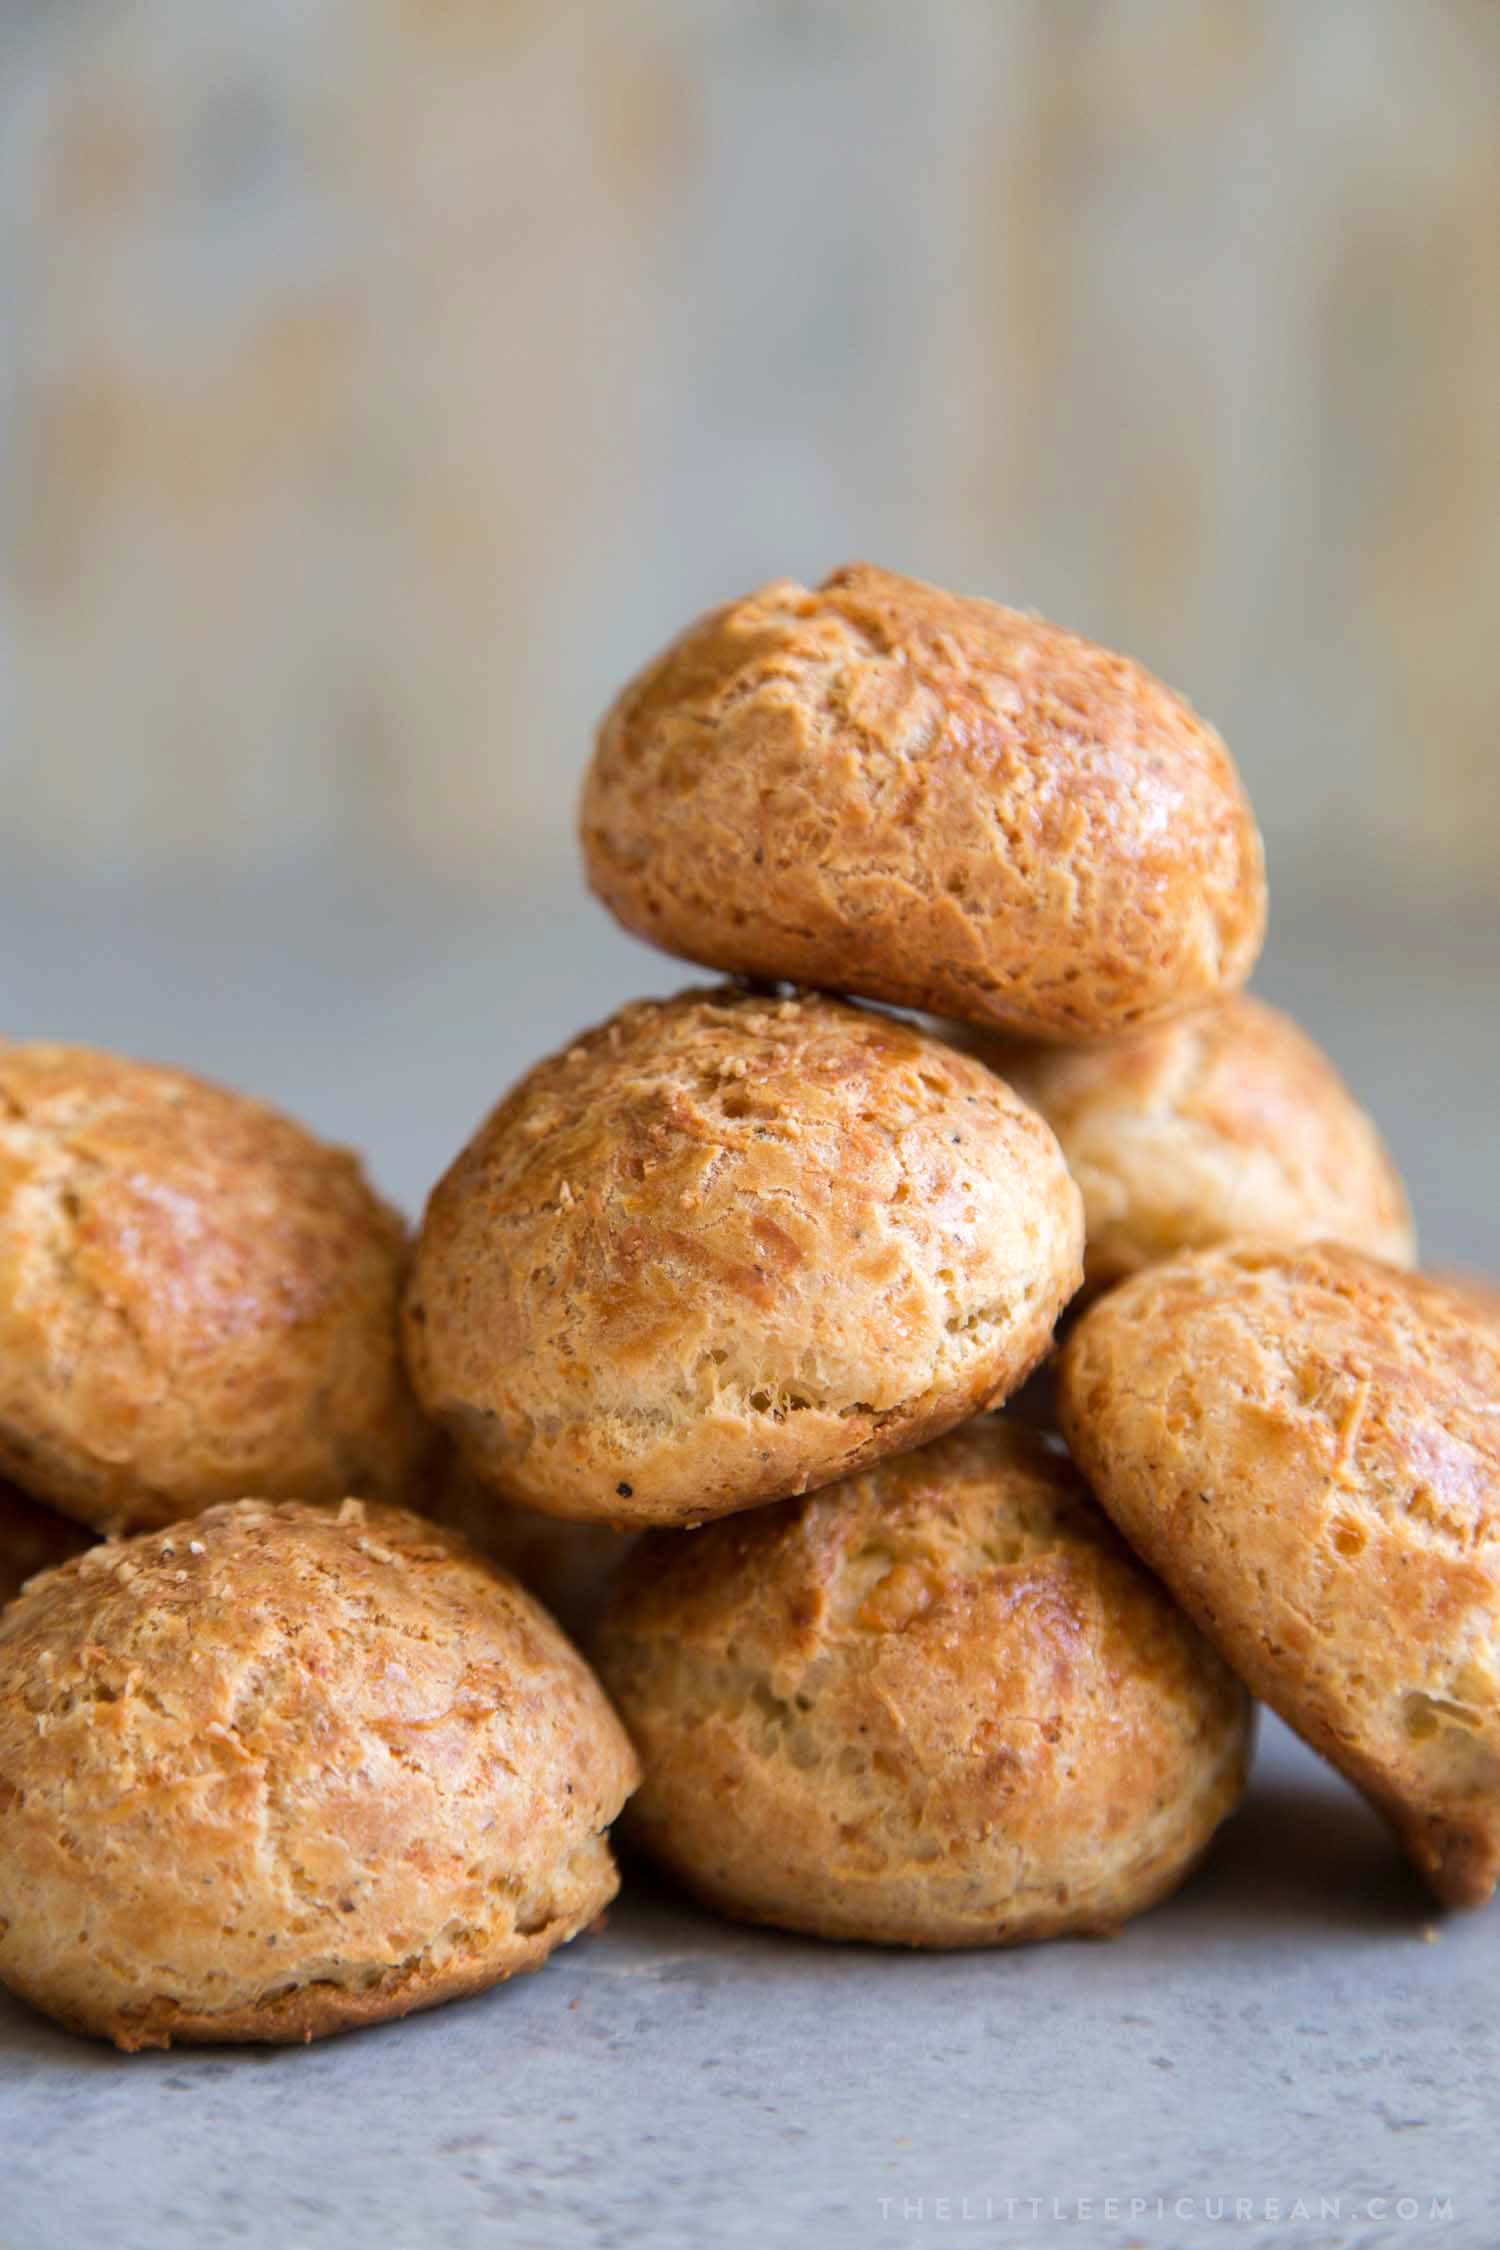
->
407, 560, 1444, 1953
0, 563, 1484, 2058
0, 1046, 637, 2048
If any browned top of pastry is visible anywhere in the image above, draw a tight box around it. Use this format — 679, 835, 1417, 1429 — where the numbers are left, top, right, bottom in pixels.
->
1060, 1243, 1500, 1907
0, 1498, 638, 2047
582, 565, 1266, 1038
0, 1042, 424, 1531
595, 1416, 1250, 1945
404, 987, 1083, 1525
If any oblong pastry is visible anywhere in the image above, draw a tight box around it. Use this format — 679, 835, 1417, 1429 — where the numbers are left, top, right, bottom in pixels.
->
968, 997, 1415, 1297
0, 1480, 92, 1608
581, 564, 1266, 1040
0, 1498, 639, 2048
1059, 1243, 1500, 1908
0, 1042, 425, 1532
594, 1417, 1252, 1945
403, 988, 1084, 1526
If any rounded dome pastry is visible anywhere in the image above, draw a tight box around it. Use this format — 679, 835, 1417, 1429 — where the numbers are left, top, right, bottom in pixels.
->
0, 1498, 638, 2047
403, 987, 1084, 1526
0, 1042, 424, 1533
595, 1416, 1252, 1945
1060, 1243, 1500, 1908
582, 564, 1266, 1040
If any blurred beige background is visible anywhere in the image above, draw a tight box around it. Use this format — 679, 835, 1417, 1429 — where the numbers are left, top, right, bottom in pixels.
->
2, 0, 1497, 901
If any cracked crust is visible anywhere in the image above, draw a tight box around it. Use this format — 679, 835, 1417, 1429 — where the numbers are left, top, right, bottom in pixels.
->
1059, 1243, 1500, 1908
403, 988, 1084, 1526
595, 1416, 1252, 1945
964, 997, 1415, 1297
0, 1043, 426, 1533
0, 1480, 92, 1608
581, 564, 1266, 1040
0, 1499, 638, 2048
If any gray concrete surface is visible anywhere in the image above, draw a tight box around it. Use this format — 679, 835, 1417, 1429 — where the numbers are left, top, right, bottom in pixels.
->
0, 871, 1495, 2250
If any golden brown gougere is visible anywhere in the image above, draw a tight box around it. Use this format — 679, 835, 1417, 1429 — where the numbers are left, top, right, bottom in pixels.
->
0, 1042, 425, 1534
595, 1416, 1252, 1945
582, 563, 1266, 1040
0, 1499, 639, 2048
1060, 1243, 1500, 1910
403, 987, 1084, 1526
